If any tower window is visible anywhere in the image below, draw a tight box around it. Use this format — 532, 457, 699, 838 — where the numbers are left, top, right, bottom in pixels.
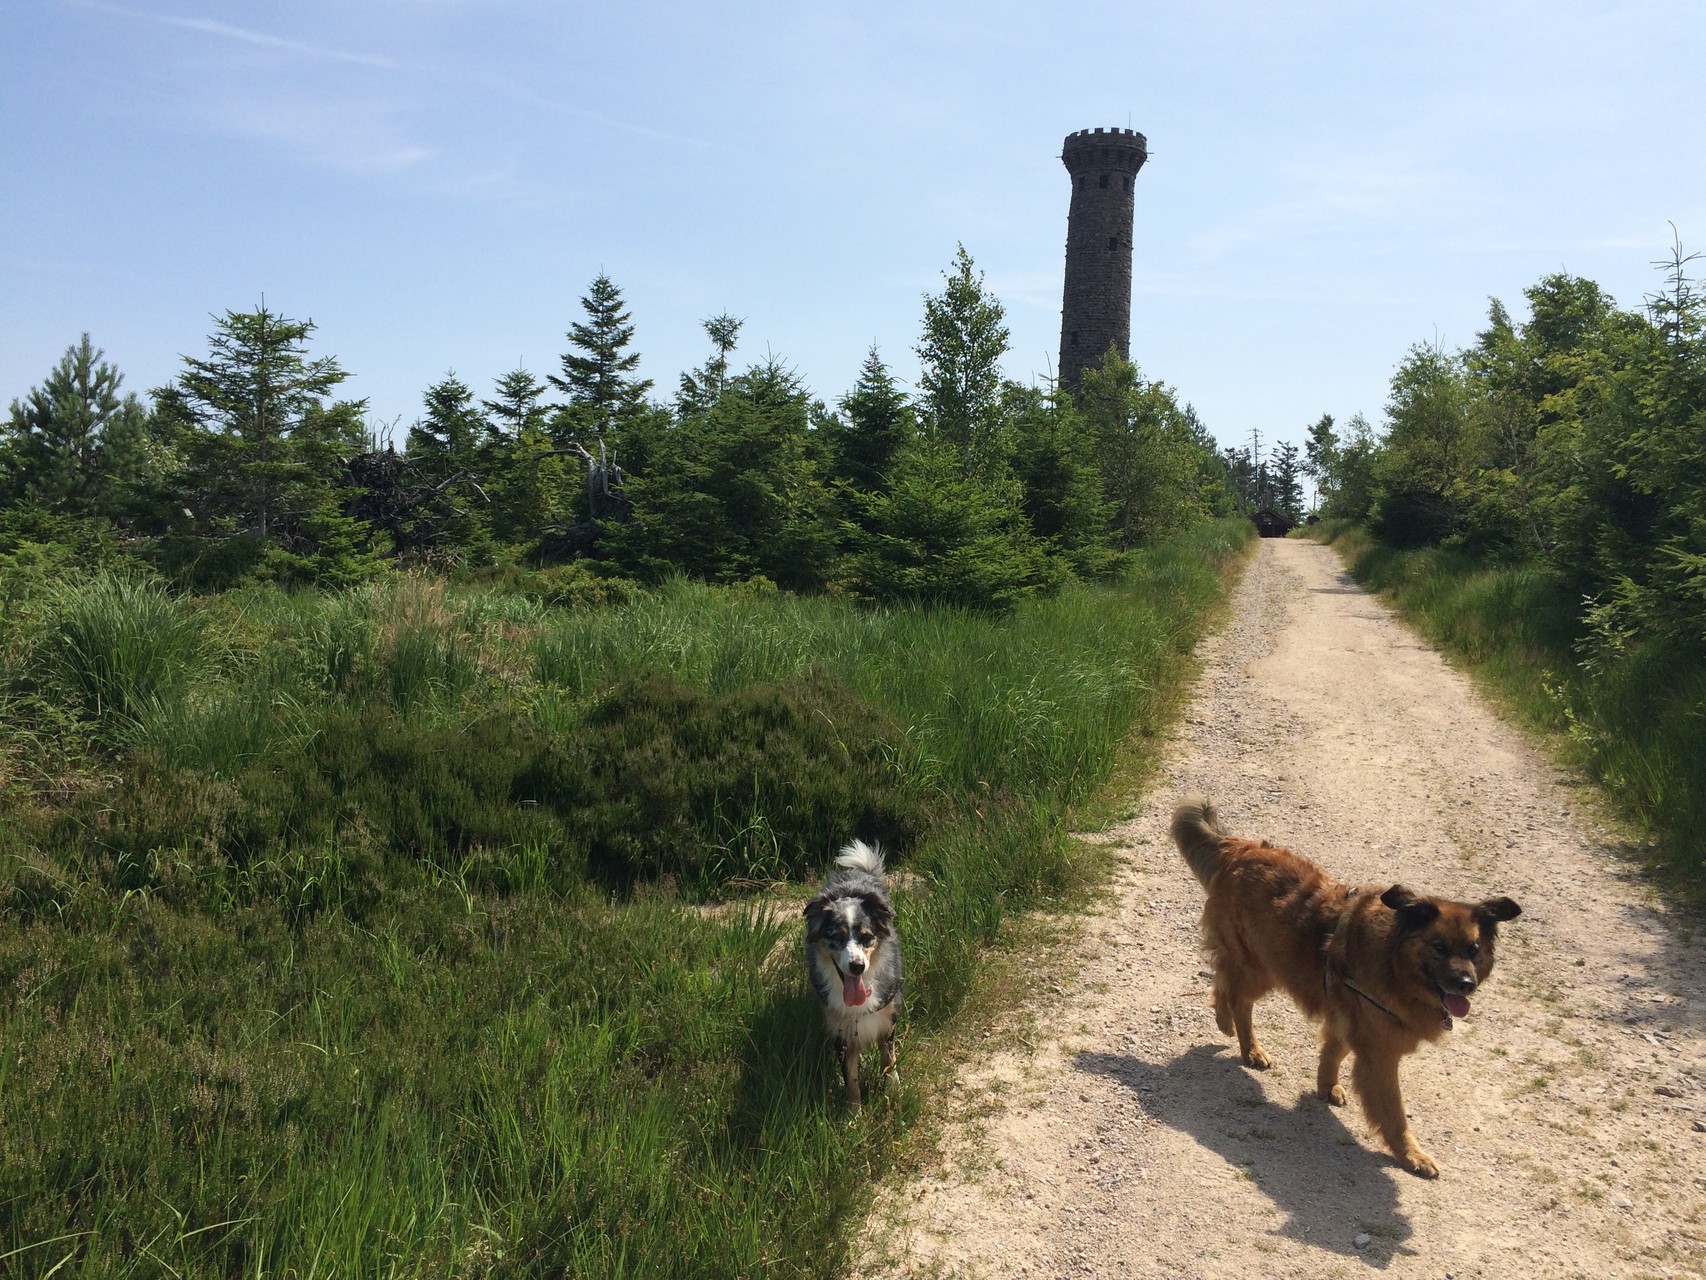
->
1070, 331, 1079, 346
1108, 237, 1117, 249
1099, 173, 1109, 189
1123, 176, 1131, 192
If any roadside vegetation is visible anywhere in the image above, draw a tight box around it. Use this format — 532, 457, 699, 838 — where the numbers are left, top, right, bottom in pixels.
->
0, 519, 1248, 1278
1301, 240, 1706, 893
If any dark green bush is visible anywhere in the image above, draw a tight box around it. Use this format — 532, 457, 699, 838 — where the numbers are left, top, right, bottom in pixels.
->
521, 671, 925, 890
60, 672, 924, 911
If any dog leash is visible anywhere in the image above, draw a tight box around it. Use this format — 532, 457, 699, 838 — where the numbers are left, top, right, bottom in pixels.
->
1333, 971, 1402, 1022
1325, 889, 1402, 1022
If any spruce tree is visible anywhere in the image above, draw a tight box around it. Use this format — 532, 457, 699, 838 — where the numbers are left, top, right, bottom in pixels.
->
483, 367, 571, 549
677, 314, 743, 417
405, 373, 495, 559
1270, 441, 1305, 521
3, 334, 149, 516
1079, 353, 1207, 549
1005, 383, 1115, 577
915, 245, 1011, 475
176, 305, 348, 542
550, 274, 653, 434
844, 436, 1052, 610
167, 304, 375, 585
832, 346, 915, 499
607, 356, 833, 589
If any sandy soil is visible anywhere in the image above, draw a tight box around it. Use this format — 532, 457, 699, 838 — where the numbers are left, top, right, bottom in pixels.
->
867, 537, 1705, 1279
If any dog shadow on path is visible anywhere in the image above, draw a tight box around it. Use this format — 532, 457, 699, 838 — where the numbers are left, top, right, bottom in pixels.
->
1077, 1044, 1418, 1268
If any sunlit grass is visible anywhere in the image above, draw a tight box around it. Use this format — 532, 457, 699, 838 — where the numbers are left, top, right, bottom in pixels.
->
0, 517, 1251, 1277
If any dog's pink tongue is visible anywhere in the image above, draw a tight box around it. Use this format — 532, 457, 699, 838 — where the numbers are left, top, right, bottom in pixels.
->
1443, 992, 1471, 1019
843, 973, 869, 1006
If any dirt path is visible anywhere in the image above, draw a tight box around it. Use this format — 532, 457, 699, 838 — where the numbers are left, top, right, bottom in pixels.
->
869, 537, 1705, 1279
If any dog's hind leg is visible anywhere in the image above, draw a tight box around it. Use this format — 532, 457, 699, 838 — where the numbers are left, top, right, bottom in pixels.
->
1351, 1050, 1437, 1177
1212, 983, 1236, 1036
841, 1036, 863, 1107
1231, 1000, 1271, 1069
1316, 1029, 1349, 1105
1218, 985, 1271, 1069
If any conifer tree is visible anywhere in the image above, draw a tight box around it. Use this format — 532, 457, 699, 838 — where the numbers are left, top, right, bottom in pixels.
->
832, 346, 916, 500
1079, 353, 1206, 549
2, 334, 150, 516
844, 435, 1051, 610
676, 314, 743, 417
405, 373, 494, 558
1270, 440, 1305, 521
483, 367, 570, 548
1005, 383, 1115, 576
166, 304, 374, 585
176, 305, 348, 542
915, 245, 1011, 475
550, 274, 653, 435
607, 356, 833, 589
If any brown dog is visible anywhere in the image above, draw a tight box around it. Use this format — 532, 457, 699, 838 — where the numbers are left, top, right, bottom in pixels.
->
1171, 797, 1521, 1177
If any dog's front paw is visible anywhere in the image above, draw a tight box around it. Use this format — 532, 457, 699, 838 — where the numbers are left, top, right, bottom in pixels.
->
1320, 1084, 1347, 1106
1243, 1047, 1272, 1070
1402, 1148, 1440, 1178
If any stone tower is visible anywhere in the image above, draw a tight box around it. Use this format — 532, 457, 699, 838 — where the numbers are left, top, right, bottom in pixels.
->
1058, 126, 1147, 391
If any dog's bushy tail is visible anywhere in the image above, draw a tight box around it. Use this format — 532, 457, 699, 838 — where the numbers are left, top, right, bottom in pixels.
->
836, 838, 885, 876
1171, 797, 1225, 889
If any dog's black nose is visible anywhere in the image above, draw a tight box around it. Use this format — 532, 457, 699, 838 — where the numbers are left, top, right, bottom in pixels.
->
847, 959, 865, 975
1447, 971, 1476, 994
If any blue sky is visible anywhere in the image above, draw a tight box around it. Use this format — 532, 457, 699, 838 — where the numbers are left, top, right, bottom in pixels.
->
5, 1, 1703, 457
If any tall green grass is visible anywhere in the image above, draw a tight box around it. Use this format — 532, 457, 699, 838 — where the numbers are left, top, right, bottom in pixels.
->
0, 517, 1250, 1278
1313, 521, 1705, 888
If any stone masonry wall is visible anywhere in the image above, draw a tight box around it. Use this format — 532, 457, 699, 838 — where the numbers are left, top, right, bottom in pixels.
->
1059, 127, 1147, 390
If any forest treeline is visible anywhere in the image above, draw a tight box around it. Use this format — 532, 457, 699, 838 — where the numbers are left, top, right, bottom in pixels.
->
2, 247, 1263, 608
1306, 242, 1706, 873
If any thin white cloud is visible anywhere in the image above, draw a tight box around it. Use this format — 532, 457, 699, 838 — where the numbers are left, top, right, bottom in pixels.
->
215, 97, 433, 175
77, 0, 400, 69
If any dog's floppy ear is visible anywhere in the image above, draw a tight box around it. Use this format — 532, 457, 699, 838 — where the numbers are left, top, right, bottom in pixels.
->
803, 893, 834, 931
1475, 896, 1522, 924
859, 891, 894, 936
1381, 884, 1441, 931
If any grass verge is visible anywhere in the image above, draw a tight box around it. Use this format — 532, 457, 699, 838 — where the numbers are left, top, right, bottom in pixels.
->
0, 517, 1252, 1277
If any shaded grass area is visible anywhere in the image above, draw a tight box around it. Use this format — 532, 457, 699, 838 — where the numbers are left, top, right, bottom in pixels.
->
0, 517, 1250, 1278
1311, 521, 1705, 895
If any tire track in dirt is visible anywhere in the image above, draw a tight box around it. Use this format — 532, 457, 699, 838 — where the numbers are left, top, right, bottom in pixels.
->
868, 537, 1705, 1279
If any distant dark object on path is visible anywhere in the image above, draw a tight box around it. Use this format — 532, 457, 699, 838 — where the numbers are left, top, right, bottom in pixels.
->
1252, 506, 1296, 538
